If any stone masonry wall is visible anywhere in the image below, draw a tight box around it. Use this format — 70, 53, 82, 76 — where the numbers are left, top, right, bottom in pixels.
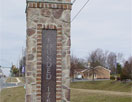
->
26, 2, 72, 102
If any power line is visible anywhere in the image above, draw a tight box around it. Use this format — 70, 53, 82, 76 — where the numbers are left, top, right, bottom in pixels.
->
72, 0, 77, 4
71, 0, 90, 22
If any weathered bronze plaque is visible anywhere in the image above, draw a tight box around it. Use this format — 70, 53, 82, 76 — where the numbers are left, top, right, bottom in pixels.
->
41, 30, 57, 102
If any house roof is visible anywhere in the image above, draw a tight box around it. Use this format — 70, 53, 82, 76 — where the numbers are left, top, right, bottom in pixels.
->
80, 66, 111, 73
73, 66, 111, 73
81, 69, 88, 72
74, 68, 86, 72
94, 66, 111, 72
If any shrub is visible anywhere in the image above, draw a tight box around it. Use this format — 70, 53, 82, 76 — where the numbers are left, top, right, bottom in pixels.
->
117, 76, 121, 81
120, 72, 128, 81
110, 76, 115, 80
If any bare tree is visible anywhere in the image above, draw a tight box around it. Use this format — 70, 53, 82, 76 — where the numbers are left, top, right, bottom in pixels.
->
107, 52, 117, 74
129, 57, 132, 79
107, 52, 125, 75
117, 53, 124, 63
86, 49, 124, 76
121, 57, 132, 80
87, 48, 107, 68
86, 49, 108, 81
70, 55, 85, 78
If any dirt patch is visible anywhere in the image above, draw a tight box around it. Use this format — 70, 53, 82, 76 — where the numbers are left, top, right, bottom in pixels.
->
71, 88, 132, 97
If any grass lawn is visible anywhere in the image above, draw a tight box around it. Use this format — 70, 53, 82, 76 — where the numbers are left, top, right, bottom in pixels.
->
71, 89, 132, 102
0, 86, 131, 102
0, 87, 25, 102
71, 80, 132, 92
6, 77, 18, 83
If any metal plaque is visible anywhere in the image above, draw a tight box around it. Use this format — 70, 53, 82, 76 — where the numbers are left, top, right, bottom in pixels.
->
41, 30, 57, 102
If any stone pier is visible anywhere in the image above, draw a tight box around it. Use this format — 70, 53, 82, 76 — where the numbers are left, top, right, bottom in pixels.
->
25, 0, 72, 102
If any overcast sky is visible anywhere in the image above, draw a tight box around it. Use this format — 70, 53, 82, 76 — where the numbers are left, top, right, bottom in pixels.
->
0, 0, 131, 69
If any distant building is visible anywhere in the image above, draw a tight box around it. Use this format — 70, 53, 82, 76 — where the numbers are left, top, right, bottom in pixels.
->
73, 69, 85, 79
83, 66, 111, 79
73, 66, 111, 80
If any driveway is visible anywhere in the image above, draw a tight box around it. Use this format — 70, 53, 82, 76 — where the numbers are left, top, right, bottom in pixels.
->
0, 77, 17, 91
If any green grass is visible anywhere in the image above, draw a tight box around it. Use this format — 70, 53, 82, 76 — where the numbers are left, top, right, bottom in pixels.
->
0, 87, 25, 102
71, 89, 132, 102
6, 77, 18, 83
71, 80, 132, 92
0, 86, 131, 102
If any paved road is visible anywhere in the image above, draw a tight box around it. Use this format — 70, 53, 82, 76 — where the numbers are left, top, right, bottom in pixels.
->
0, 77, 17, 91
0, 78, 6, 90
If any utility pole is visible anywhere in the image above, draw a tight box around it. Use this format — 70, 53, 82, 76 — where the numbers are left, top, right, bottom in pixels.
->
22, 47, 24, 77
114, 55, 117, 80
